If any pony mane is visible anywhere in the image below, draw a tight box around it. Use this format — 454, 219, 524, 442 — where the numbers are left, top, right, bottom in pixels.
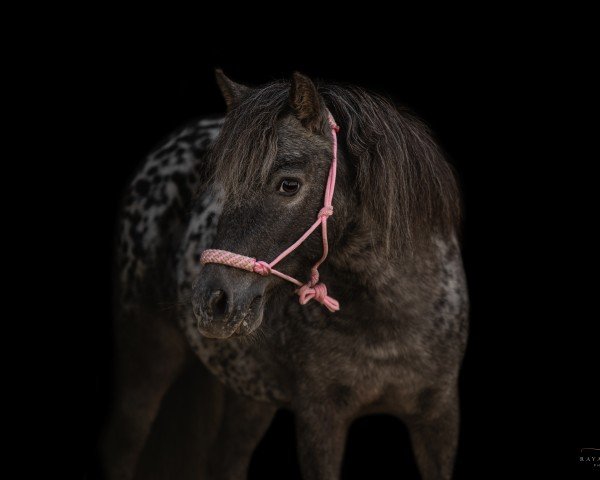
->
209, 80, 461, 253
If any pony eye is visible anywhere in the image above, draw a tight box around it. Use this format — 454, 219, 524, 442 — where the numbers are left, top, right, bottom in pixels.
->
278, 179, 301, 195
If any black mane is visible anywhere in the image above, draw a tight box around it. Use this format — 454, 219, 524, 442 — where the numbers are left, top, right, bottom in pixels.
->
209, 80, 461, 253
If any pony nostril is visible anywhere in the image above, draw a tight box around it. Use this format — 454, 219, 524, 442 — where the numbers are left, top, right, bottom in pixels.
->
208, 290, 228, 318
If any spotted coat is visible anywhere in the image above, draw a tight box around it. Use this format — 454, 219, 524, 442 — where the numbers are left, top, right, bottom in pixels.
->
117, 115, 290, 402
116, 115, 468, 407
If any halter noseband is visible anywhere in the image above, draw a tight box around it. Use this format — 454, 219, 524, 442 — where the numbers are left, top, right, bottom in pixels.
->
200, 113, 341, 312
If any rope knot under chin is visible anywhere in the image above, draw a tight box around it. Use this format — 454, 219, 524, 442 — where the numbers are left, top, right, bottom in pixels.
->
253, 261, 272, 276
319, 206, 334, 219
297, 282, 340, 312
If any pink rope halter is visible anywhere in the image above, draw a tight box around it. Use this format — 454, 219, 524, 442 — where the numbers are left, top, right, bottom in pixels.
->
200, 112, 341, 312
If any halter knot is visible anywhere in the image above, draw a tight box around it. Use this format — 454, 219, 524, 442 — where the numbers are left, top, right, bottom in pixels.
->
253, 261, 272, 276
297, 282, 340, 312
319, 206, 333, 219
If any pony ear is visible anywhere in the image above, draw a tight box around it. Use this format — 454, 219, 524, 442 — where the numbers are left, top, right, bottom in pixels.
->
215, 68, 249, 111
289, 72, 326, 132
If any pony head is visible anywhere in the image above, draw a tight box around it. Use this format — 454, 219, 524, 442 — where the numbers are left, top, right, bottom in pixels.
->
191, 70, 460, 338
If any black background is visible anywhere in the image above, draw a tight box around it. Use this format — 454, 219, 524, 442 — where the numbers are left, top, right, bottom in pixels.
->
79, 30, 598, 479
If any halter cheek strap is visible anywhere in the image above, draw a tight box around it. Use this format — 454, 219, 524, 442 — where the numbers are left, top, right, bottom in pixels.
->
200, 113, 341, 312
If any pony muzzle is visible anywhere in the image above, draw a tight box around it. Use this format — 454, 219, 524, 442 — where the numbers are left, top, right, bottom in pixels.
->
191, 266, 266, 338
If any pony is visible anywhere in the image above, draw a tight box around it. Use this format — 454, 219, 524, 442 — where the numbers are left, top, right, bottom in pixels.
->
100, 70, 469, 480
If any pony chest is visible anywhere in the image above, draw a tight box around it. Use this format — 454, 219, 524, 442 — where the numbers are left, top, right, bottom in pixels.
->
182, 317, 291, 404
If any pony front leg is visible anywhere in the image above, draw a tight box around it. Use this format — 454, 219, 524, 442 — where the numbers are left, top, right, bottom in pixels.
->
295, 405, 348, 480
404, 385, 460, 480
100, 306, 188, 480
206, 389, 276, 480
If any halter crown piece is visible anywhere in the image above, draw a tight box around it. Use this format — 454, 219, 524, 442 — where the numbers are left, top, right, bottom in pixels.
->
200, 112, 341, 312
